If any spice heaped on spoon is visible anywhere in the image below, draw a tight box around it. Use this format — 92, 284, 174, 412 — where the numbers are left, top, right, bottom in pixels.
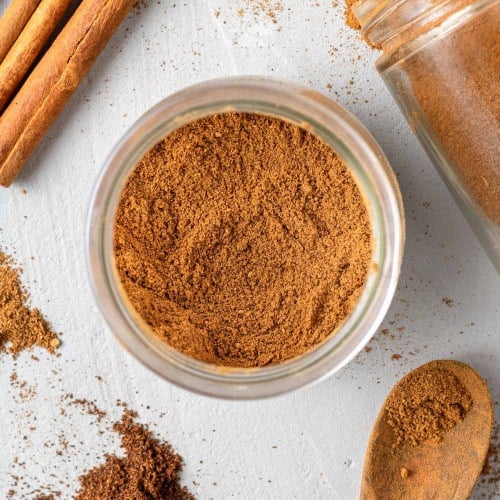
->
361, 360, 493, 500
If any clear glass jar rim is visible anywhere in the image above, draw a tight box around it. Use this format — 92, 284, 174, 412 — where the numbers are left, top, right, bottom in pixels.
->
355, 0, 490, 70
86, 76, 404, 399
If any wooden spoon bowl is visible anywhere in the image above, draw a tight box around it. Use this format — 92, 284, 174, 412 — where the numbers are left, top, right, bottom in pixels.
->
361, 360, 493, 500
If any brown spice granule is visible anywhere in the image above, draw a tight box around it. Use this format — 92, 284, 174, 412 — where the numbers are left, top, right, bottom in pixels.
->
385, 365, 473, 447
114, 112, 371, 367
442, 297, 454, 307
76, 410, 193, 500
0, 250, 59, 356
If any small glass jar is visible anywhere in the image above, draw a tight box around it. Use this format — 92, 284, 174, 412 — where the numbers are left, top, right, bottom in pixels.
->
86, 77, 404, 399
354, 0, 500, 271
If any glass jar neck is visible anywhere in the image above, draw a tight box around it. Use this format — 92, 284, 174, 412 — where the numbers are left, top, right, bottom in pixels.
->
353, 0, 476, 52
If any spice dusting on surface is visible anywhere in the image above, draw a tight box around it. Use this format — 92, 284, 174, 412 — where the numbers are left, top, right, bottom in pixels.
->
243, 0, 284, 21
114, 112, 371, 368
0, 250, 59, 356
385, 364, 473, 447
69, 398, 107, 423
76, 410, 193, 500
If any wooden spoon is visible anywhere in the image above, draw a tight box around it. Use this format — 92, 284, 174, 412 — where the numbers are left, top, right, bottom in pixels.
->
361, 360, 493, 500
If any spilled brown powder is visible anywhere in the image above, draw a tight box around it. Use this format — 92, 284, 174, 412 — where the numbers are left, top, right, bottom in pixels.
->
76, 410, 193, 500
385, 364, 473, 447
243, 0, 284, 21
7, 375, 196, 498
0, 250, 59, 356
114, 112, 371, 367
70, 398, 107, 423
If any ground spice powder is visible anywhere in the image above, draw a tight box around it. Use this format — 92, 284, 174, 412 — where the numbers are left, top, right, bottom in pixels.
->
385, 364, 473, 447
0, 250, 59, 356
76, 410, 193, 500
345, 0, 361, 30
402, 4, 500, 224
347, 1, 500, 225
114, 112, 371, 368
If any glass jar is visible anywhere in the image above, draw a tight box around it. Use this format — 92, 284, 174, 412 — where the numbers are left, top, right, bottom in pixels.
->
354, 0, 500, 271
86, 77, 404, 399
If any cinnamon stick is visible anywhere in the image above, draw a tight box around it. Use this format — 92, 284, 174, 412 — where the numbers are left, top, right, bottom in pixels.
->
0, 0, 136, 187
0, 0, 73, 112
0, 0, 41, 63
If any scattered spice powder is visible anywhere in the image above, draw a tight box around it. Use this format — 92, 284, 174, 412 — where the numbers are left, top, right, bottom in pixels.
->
385, 364, 473, 447
114, 112, 371, 367
243, 0, 284, 21
76, 410, 194, 500
0, 250, 59, 356
7, 373, 196, 499
70, 398, 107, 423
442, 297, 454, 308
10, 370, 37, 401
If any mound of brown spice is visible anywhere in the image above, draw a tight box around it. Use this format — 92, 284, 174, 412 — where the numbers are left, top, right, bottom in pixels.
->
114, 112, 371, 368
76, 410, 193, 500
0, 250, 59, 356
385, 363, 473, 447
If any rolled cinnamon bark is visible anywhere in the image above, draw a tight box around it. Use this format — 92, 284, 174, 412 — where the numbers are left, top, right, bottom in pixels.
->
0, 0, 73, 112
0, 0, 41, 63
0, 0, 136, 187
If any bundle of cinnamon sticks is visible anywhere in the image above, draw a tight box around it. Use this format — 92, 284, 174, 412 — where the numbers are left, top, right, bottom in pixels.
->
0, 0, 136, 187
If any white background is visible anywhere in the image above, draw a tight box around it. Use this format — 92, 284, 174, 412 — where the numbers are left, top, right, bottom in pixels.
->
0, 1, 498, 498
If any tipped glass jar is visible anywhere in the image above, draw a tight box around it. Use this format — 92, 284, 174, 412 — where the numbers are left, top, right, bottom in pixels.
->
86, 77, 404, 399
354, 0, 500, 271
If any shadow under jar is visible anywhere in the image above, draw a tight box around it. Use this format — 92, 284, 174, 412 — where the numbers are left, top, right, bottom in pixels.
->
354, 0, 500, 272
86, 77, 404, 399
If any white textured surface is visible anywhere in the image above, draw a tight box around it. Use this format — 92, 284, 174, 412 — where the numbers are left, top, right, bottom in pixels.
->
0, 1, 498, 498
